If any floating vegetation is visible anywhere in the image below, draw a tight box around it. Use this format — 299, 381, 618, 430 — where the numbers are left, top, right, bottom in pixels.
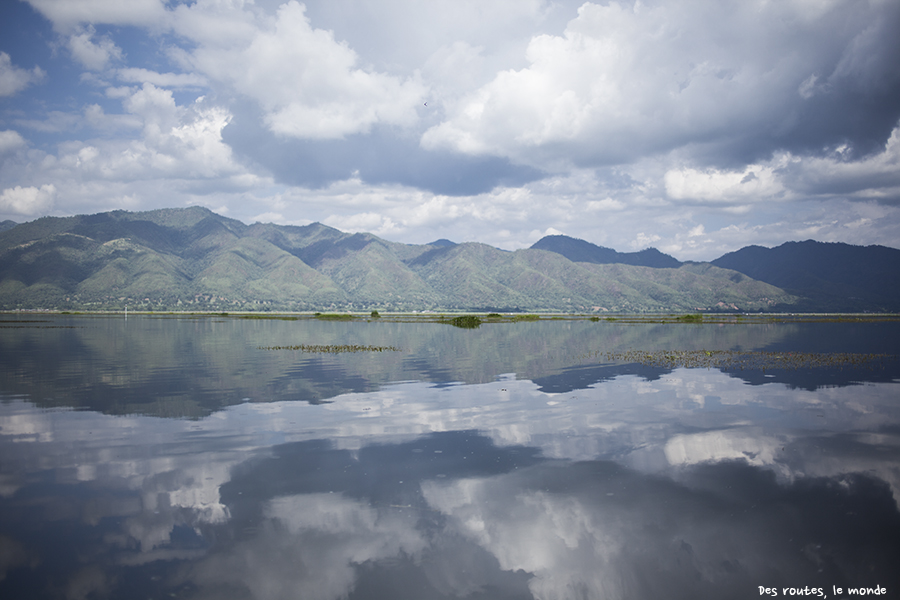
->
370, 310, 381, 318
314, 313, 355, 320
676, 314, 703, 323
0, 324, 78, 328
596, 349, 894, 370
486, 313, 503, 318
586, 313, 900, 325
449, 315, 482, 328
259, 344, 400, 353
511, 314, 541, 322
234, 314, 299, 320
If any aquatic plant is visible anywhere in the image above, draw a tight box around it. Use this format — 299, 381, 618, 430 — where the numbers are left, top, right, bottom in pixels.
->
258, 344, 400, 353
449, 315, 482, 328
314, 313, 355, 320
676, 314, 703, 323
596, 349, 893, 370
370, 310, 381, 318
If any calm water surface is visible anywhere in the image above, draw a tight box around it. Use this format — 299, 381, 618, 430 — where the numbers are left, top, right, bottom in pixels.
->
1, 314, 899, 600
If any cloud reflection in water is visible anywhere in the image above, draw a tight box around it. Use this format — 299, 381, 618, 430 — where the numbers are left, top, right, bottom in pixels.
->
0, 366, 899, 599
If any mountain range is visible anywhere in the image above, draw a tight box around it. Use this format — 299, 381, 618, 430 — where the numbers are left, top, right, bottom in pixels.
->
0, 207, 896, 312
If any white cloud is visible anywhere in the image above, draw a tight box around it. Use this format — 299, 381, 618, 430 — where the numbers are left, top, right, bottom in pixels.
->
304, 0, 556, 77
632, 232, 661, 250
67, 26, 123, 70
0, 52, 44, 97
25, 0, 168, 32
13, 110, 84, 134
4, 0, 899, 257
0, 184, 56, 215
115, 68, 207, 88
0, 84, 251, 218
323, 211, 399, 236
167, 0, 261, 48
123, 82, 183, 136
421, 0, 898, 169
664, 163, 787, 203
180, 0, 426, 139
0, 130, 27, 154
662, 121, 900, 207
33, 83, 243, 182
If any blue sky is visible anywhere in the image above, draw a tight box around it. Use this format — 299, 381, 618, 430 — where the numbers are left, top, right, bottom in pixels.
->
1, 0, 898, 260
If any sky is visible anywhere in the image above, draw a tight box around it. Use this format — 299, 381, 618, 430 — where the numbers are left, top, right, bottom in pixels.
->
0, 0, 899, 260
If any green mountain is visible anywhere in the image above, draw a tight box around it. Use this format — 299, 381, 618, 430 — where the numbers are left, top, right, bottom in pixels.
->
0, 206, 830, 313
531, 234, 682, 268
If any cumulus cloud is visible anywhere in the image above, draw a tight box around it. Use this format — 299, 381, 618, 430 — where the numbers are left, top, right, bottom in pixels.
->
664, 162, 788, 204
179, 1, 425, 140
0, 131, 27, 154
0, 184, 56, 215
46, 83, 245, 182
0, 52, 44, 96
67, 25, 123, 70
664, 122, 900, 206
4, 0, 900, 256
0, 84, 256, 220
422, 0, 900, 169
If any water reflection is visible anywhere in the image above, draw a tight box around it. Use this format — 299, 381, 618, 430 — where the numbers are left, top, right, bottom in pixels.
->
1, 316, 899, 599
2, 315, 898, 418
1, 370, 899, 598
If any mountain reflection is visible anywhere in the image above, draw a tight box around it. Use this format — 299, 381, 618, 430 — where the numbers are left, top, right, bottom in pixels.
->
1, 316, 899, 599
2, 315, 898, 418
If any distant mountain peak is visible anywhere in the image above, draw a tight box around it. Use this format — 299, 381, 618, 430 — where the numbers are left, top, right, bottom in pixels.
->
711, 239, 900, 311
531, 234, 682, 268
1, 207, 895, 312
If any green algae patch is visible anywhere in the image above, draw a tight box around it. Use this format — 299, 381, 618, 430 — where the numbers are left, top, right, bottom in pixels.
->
313, 313, 356, 320
597, 349, 893, 370
449, 315, 482, 328
258, 344, 401, 353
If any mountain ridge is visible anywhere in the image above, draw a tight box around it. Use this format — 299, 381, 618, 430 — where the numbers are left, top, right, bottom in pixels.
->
530, 234, 682, 268
711, 240, 900, 312
0, 207, 895, 312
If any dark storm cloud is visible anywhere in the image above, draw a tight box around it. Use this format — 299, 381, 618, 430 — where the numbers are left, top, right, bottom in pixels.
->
424, 0, 900, 171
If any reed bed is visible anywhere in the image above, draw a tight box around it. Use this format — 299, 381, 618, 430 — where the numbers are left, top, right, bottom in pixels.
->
596, 349, 893, 370
258, 344, 401, 353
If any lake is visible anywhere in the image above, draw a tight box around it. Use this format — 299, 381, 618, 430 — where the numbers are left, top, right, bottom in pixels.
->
1, 313, 899, 600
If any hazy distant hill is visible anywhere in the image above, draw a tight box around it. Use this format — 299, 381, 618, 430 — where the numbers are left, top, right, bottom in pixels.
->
2, 206, 890, 313
0, 220, 16, 233
711, 240, 900, 312
531, 235, 682, 268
